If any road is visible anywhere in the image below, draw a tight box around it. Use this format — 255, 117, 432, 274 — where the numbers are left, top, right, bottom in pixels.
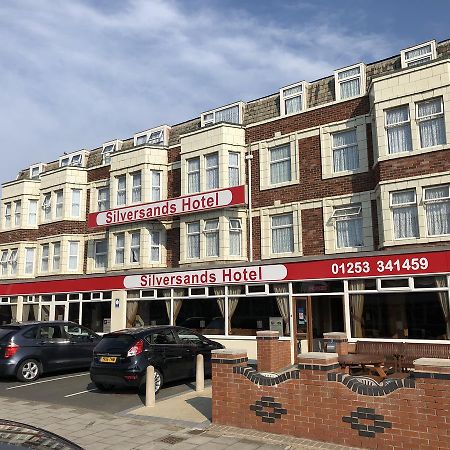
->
0, 370, 210, 414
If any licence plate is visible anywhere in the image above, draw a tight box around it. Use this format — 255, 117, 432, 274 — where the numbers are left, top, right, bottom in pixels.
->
100, 356, 117, 363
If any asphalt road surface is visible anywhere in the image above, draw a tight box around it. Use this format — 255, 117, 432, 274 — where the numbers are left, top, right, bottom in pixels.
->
0, 370, 210, 414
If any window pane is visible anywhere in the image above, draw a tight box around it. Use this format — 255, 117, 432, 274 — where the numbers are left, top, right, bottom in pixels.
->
393, 206, 419, 239
340, 78, 360, 99
81, 302, 110, 333
271, 214, 294, 253
205, 153, 219, 190
127, 300, 170, 327
270, 145, 291, 184
187, 158, 200, 193
215, 106, 239, 124
176, 298, 224, 335
285, 96, 302, 114
419, 118, 446, 147
336, 218, 363, 248
71, 189, 81, 217
332, 129, 359, 172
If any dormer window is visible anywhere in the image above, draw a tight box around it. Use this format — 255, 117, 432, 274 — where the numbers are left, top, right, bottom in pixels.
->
280, 82, 307, 116
201, 102, 244, 127
334, 63, 366, 101
102, 140, 121, 165
29, 164, 45, 179
134, 126, 169, 147
59, 151, 85, 168
401, 40, 436, 68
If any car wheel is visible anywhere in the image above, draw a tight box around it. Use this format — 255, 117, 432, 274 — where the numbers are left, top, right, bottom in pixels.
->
139, 368, 163, 394
16, 359, 41, 382
94, 382, 114, 391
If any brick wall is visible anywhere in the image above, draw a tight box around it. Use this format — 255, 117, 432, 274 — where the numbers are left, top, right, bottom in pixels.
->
256, 331, 291, 373
166, 227, 180, 268
87, 166, 110, 183
212, 340, 450, 449
301, 208, 324, 256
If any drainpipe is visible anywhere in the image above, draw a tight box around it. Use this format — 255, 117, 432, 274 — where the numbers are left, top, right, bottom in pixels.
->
245, 153, 254, 262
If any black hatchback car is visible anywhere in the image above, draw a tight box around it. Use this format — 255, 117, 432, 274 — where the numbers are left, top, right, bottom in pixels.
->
0, 321, 101, 382
90, 326, 224, 393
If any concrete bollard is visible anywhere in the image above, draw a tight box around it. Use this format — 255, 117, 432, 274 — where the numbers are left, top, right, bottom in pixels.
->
196, 353, 204, 392
145, 365, 155, 407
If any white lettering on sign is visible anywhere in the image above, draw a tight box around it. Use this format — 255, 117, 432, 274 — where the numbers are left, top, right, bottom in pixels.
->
123, 265, 288, 289
96, 190, 233, 226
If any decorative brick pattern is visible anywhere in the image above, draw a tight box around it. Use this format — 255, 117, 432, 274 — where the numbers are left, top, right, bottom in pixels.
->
342, 407, 392, 438
249, 396, 288, 424
233, 366, 299, 386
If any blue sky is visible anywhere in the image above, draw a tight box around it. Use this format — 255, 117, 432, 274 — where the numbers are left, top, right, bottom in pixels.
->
1, 0, 449, 186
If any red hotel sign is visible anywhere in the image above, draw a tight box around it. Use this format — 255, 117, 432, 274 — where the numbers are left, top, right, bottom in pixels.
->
88, 185, 246, 228
1, 250, 450, 296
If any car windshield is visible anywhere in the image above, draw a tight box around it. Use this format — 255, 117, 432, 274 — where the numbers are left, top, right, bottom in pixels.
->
0, 326, 19, 341
94, 334, 136, 352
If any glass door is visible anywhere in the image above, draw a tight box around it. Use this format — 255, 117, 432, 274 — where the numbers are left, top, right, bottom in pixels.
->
294, 297, 313, 358
54, 303, 68, 321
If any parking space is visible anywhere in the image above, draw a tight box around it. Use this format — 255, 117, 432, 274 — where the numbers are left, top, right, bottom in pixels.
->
0, 370, 210, 414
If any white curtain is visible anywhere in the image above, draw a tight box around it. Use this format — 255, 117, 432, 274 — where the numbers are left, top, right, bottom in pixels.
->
215, 105, 239, 124
435, 277, 450, 340
336, 218, 363, 248
340, 78, 360, 99
349, 280, 365, 338
272, 214, 294, 253
285, 96, 302, 114
332, 129, 359, 172
270, 145, 291, 184
117, 176, 126, 205
22, 304, 39, 321
229, 220, 242, 256
205, 223, 219, 257
228, 152, 240, 186
418, 99, 446, 147
392, 191, 419, 239
386, 106, 412, 153
162, 290, 171, 321
227, 286, 242, 335
130, 233, 140, 263
206, 153, 219, 189
132, 173, 141, 203
152, 171, 161, 201
187, 222, 200, 258
172, 289, 184, 323
274, 284, 290, 335
187, 158, 200, 193
425, 187, 450, 235
214, 287, 225, 328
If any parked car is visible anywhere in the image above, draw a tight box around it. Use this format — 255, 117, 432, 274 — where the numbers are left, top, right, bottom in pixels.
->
0, 321, 101, 382
90, 325, 224, 393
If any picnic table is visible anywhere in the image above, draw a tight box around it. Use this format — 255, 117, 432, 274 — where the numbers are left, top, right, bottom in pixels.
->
338, 353, 387, 379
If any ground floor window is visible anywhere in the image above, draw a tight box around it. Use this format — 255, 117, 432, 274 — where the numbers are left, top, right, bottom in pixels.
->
81, 302, 111, 333
0, 304, 17, 324
126, 300, 170, 328
350, 290, 450, 340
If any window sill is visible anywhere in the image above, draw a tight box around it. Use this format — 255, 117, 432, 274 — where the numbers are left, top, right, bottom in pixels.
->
260, 179, 299, 191
377, 143, 449, 164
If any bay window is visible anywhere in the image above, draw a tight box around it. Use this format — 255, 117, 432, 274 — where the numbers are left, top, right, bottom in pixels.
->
97, 187, 110, 212
55, 190, 63, 218
52, 242, 61, 271
187, 157, 200, 193
391, 190, 419, 239
204, 219, 219, 257
151, 171, 161, 201
94, 240, 107, 269
332, 205, 363, 248
117, 175, 126, 206
14, 201, 21, 226
71, 189, 81, 217
130, 232, 140, 263
424, 185, 450, 236
270, 145, 291, 185
332, 129, 359, 173
229, 219, 242, 256
417, 98, 446, 148
115, 233, 125, 264
385, 106, 412, 154
131, 172, 141, 203
28, 200, 37, 225
228, 152, 240, 186
187, 221, 200, 259
205, 153, 219, 190
68, 241, 79, 270
271, 213, 294, 254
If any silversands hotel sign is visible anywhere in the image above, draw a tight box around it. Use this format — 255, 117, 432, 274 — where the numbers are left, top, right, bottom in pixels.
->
88, 185, 246, 228
124, 265, 288, 288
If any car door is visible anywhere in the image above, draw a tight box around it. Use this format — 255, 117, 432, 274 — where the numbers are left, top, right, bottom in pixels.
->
146, 329, 184, 383
64, 324, 100, 368
175, 328, 209, 378
37, 324, 72, 371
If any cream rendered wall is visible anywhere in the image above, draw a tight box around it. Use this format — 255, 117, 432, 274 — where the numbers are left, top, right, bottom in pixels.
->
110, 290, 127, 331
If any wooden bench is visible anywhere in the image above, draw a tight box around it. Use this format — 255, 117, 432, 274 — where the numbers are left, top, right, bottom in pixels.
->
355, 341, 450, 372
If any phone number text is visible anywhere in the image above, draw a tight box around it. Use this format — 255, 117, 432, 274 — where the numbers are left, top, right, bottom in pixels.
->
331, 257, 429, 276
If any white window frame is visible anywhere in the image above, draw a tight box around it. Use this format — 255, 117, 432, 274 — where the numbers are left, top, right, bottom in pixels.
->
416, 97, 446, 149
14, 200, 21, 227
385, 105, 412, 154
201, 101, 244, 127
331, 205, 364, 249
28, 200, 38, 226
42, 193, 51, 221
205, 152, 219, 190
52, 242, 61, 271
134, 126, 169, 146
203, 219, 220, 257
68, 241, 79, 271
331, 129, 359, 174
229, 218, 242, 256
97, 187, 110, 212
187, 157, 200, 194
102, 140, 120, 165
55, 190, 64, 218
59, 151, 85, 168
41, 244, 49, 273
130, 231, 141, 264
334, 63, 366, 101
423, 185, 450, 237
390, 189, 419, 240
8, 249, 18, 275
151, 170, 162, 201
149, 230, 161, 262
4, 203, 11, 228
280, 81, 307, 116
0, 251, 8, 276
115, 233, 125, 265
116, 175, 126, 206
94, 239, 107, 269
25, 248, 35, 274
271, 213, 294, 254
131, 171, 142, 203
269, 144, 292, 185
401, 40, 436, 68
29, 164, 45, 179
228, 151, 240, 187
187, 221, 201, 259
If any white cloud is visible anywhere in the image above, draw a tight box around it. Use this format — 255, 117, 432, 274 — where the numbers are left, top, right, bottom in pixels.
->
0, 0, 396, 186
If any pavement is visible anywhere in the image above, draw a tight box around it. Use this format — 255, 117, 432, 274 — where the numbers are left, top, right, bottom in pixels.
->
0, 384, 360, 450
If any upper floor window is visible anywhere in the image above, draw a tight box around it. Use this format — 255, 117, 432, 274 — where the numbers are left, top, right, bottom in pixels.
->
28, 200, 37, 225
270, 145, 291, 185
280, 82, 306, 116
187, 221, 200, 259
117, 175, 126, 206
14, 201, 21, 227
131, 172, 142, 203
94, 240, 107, 269
390, 190, 419, 239
417, 98, 446, 148
332, 129, 359, 173
9, 249, 18, 275
201, 102, 243, 127
331, 205, 363, 248
150, 231, 161, 262
423, 185, 450, 236
29, 164, 45, 179
0, 251, 8, 275
334, 63, 365, 101
151, 171, 161, 201
4, 203, 11, 228
401, 40, 436, 68
41, 244, 49, 273
205, 153, 219, 190
25, 248, 35, 274
55, 190, 64, 218
115, 233, 125, 264
60, 152, 84, 168
187, 157, 200, 193
228, 152, 240, 187
97, 187, 110, 212
134, 126, 169, 146
385, 106, 412, 154
130, 232, 140, 263
53, 242, 61, 271
42, 193, 51, 220
204, 219, 219, 257
68, 241, 79, 270
271, 213, 294, 254
229, 219, 242, 256
102, 140, 121, 165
